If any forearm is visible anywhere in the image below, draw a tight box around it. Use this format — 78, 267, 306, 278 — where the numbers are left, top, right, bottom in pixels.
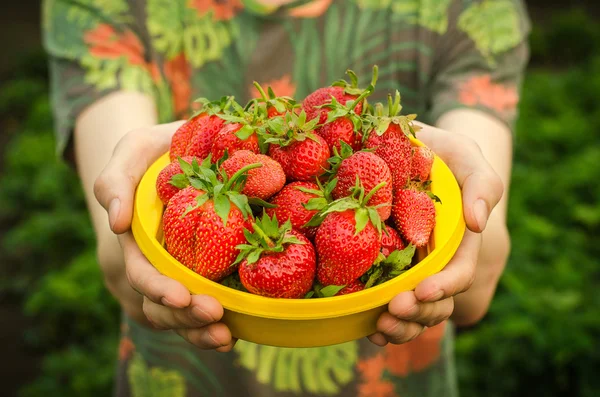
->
435, 108, 513, 326
74, 91, 158, 318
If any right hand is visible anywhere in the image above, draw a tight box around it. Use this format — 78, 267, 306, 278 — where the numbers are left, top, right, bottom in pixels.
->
94, 122, 236, 352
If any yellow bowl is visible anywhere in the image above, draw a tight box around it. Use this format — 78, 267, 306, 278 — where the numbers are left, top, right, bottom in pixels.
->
132, 141, 465, 348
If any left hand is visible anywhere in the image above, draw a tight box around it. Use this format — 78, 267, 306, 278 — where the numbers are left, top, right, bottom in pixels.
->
368, 122, 504, 346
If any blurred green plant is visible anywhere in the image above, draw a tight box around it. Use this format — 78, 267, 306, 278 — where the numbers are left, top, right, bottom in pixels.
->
0, 7, 599, 397
0, 54, 120, 396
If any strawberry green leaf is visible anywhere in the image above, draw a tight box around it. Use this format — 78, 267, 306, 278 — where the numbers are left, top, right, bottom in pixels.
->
304, 291, 315, 299
355, 208, 369, 235
365, 266, 383, 289
169, 173, 189, 189
319, 285, 346, 297
427, 191, 442, 204
303, 197, 328, 211
236, 124, 256, 140
178, 157, 194, 175
246, 249, 263, 264
375, 119, 391, 136
226, 192, 251, 219
220, 272, 247, 292
367, 208, 383, 235
248, 197, 277, 208
214, 194, 231, 227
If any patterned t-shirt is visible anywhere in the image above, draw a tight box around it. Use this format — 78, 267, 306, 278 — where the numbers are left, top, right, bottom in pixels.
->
43, 1, 530, 396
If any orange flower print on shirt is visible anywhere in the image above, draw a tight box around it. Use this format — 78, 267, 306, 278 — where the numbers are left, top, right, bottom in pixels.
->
384, 321, 447, 377
84, 24, 160, 81
118, 336, 135, 361
458, 75, 519, 114
191, 0, 244, 21
164, 53, 192, 117
357, 354, 397, 397
250, 75, 296, 99
288, 0, 333, 18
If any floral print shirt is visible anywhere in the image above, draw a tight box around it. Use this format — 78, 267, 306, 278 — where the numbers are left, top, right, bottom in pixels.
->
43, 1, 530, 396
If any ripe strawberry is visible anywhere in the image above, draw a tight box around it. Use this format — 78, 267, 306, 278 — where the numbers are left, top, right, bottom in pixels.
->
317, 115, 362, 152
410, 146, 434, 181
266, 179, 335, 239
310, 182, 385, 286
302, 67, 376, 124
211, 123, 260, 161
392, 184, 437, 248
169, 97, 231, 162
162, 158, 258, 281
363, 91, 420, 192
315, 210, 381, 286
237, 214, 316, 299
156, 156, 196, 205
336, 280, 365, 296
265, 110, 330, 181
381, 225, 406, 257
331, 150, 393, 220
221, 150, 285, 200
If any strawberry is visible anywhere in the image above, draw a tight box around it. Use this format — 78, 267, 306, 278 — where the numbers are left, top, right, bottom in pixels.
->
302, 68, 375, 124
221, 150, 285, 200
156, 156, 197, 205
169, 97, 231, 162
381, 225, 406, 257
162, 157, 258, 281
392, 183, 438, 248
363, 92, 420, 192
330, 148, 393, 221
211, 122, 260, 161
252, 82, 295, 118
266, 179, 335, 239
335, 280, 365, 296
310, 183, 385, 286
410, 146, 434, 181
265, 110, 331, 181
236, 213, 316, 299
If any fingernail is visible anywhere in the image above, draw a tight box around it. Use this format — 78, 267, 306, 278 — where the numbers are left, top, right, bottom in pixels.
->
161, 297, 180, 309
424, 290, 443, 302
474, 199, 488, 231
108, 198, 120, 230
192, 305, 216, 323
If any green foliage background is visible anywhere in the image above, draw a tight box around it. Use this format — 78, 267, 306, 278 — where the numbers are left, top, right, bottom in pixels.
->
0, 9, 599, 397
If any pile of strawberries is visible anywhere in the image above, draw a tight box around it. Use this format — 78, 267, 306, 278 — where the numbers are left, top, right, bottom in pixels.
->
156, 67, 439, 299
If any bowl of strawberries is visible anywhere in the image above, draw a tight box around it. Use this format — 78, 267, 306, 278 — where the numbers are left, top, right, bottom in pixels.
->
132, 68, 465, 348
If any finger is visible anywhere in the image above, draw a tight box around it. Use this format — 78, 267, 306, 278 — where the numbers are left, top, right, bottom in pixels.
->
367, 332, 388, 347
388, 292, 454, 327
414, 230, 481, 302
142, 295, 223, 330
414, 122, 503, 233
377, 312, 426, 344
94, 121, 184, 234
176, 322, 234, 350
216, 338, 238, 353
119, 232, 191, 308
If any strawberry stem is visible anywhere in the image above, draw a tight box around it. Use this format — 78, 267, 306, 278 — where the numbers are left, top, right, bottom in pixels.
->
253, 81, 268, 102
225, 163, 263, 190
252, 222, 275, 248
363, 181, 387, 204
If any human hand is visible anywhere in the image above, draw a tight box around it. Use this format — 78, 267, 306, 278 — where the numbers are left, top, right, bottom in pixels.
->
94, 122, 236, 352
368, 122, 504, 346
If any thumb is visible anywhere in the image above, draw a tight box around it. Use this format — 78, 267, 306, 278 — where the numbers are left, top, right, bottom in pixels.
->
94, 121, 183, 234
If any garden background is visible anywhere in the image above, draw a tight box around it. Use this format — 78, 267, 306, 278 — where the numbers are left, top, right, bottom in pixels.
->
0, 1, 599, 396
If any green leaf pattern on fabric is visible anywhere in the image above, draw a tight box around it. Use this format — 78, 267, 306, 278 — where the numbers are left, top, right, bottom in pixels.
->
458, 0, 523, 65
234, 340, 359, 395
354, 0, 451, 34
128, 353, 187, 397
66, 0, 131, 25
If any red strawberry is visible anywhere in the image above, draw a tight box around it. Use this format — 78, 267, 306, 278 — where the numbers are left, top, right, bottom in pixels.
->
331, 151, 393, 220
265, 110, 330, 181
169, 97, 231, 161
302, 67, 377, 124
156, 156, 196, 205
315, 210, 381, 286
266, 181, 322, 239
237, 214, 316, 299
380, 225, 406, 257
335, 280, 365, 296
410, 146, 434, 181
302, 86, 361, 125
364, 91, 420, 192
211, 123, 260, 161
392, 185, 437, 248
162, 159, 258, 281
221, 150, 285, 200
316, 116, 362, 152
253, 81, 295, 118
